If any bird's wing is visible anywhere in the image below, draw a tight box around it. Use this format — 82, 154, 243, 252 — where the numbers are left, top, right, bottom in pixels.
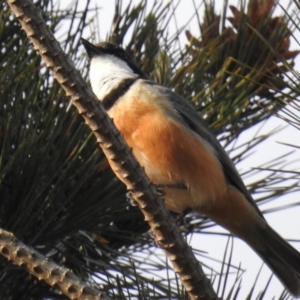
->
149, 82, 264, 219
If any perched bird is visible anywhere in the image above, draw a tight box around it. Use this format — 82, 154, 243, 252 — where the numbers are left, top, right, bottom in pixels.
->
81, 38, 300, 297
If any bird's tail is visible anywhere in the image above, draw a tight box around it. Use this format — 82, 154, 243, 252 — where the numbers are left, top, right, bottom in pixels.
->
244, 222, 300, 298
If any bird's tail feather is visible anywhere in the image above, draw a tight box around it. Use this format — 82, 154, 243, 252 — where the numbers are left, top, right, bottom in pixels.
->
248, 223, 300, 297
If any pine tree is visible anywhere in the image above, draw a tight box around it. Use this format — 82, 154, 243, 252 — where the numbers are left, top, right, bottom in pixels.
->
1, 0, 299, 299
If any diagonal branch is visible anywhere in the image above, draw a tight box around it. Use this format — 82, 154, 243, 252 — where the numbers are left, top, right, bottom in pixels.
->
0, 229, 110, 300
5, 0, 218, 299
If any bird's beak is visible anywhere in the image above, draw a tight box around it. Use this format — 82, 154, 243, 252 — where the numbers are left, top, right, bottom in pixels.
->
81, 38, 102, 59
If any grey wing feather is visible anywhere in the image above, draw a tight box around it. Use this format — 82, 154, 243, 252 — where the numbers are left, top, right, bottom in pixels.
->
153, 83, 265, 220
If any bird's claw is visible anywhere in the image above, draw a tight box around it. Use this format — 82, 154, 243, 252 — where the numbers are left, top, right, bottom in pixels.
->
126, 191, 138, 207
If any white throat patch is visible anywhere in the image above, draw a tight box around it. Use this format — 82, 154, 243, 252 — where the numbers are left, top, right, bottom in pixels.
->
89, 54, 138, 100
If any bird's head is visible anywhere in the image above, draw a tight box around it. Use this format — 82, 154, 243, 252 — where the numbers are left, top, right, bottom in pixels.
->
81, 39, 147, 100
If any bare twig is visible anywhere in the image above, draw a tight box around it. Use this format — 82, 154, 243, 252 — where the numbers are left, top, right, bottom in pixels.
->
4, 0, 218, 299
0, 229, 110, 300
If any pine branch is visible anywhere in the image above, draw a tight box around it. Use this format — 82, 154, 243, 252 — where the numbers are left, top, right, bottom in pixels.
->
0, 228, 109, 300
5, 0, 218, 299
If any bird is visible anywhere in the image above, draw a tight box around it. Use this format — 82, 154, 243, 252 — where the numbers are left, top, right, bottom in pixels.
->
81, 38, 300, 297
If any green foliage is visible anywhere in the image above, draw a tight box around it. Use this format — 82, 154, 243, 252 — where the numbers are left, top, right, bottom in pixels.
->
0, 0, 300, 299
0, 1, 149, 298
178, 0, 299, 138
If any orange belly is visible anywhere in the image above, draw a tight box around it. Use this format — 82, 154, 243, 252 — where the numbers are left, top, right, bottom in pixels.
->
108, 94, 228, 213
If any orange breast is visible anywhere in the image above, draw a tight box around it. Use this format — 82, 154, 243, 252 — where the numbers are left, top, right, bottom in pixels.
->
107, 86, 228, 212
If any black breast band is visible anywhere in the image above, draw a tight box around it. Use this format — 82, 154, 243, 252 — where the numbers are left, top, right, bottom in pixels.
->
102, 78, 138, 110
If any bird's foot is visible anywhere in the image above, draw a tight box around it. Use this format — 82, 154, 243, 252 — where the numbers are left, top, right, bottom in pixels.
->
126, 191, 138, 207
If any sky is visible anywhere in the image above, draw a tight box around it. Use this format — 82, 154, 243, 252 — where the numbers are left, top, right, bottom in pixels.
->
61, 0, 300, 298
